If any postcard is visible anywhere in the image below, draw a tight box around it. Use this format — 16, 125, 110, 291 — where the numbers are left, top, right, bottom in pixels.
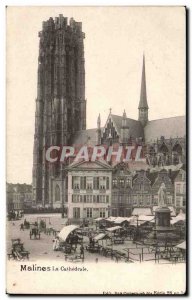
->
6, 6, 186, 295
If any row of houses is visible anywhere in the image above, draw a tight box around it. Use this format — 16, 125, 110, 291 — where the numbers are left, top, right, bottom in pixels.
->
6, 183, 32, 211
63, 160, 186, 220
7, 161, 186, 220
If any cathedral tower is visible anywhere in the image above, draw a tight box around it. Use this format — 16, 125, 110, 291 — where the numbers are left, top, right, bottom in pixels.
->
32, 15, 86, 206
138, 55, 149, 127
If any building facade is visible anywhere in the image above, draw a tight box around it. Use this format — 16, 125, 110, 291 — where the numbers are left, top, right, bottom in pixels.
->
111, 162, 132, 217
174, 168, 186, 212
32, 16, 186, 217
67, 160, 112, 221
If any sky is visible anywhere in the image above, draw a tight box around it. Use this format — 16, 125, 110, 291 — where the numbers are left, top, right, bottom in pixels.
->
6, 6, 186, 184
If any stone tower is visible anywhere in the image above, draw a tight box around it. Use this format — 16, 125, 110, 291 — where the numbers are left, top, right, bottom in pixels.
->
138, 55, 149, 127
32, 15, 86, 206
120, 110, 130, 144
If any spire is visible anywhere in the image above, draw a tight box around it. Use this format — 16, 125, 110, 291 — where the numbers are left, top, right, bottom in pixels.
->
97, 113, 101, 129
138, 54, 148, 109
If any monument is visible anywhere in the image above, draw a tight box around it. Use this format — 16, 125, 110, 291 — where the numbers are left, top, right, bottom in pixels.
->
155, 183, 172, 231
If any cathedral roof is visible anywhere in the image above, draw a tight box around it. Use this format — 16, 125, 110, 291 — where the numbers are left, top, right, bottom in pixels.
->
71, 128, 103, 146
110, 114, 144, 139
144, 116, 185, 143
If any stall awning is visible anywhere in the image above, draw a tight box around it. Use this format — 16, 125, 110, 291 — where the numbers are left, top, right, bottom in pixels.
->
95, 217, 105, 222
114, 217, 127, 224
107, 226, 122, 232
106, 217, 117, 222
138, 215, 155, 222
93, 233, 107, 241
132, 208, 152, 216
175, 241, 186, 250
58, 225, 79, 241
171, 213, 186, 225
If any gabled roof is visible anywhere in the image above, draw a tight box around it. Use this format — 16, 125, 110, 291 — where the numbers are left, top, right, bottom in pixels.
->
110, 114, 144, 139
66, 158, 112, 170
71, 128, 104, 146
144, 116, 185, 143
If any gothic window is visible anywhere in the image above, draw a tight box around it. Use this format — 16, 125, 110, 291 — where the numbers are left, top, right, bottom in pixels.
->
112, 178, 118, 188
119, 179, 125, 188
172, 143, 182, 155
55, 185, 60, 202
126, 178, 131, 187
159, 143, 169, 156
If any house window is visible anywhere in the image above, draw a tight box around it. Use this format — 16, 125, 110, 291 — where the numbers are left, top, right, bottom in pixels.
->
133, 196, 137, 205
106, 177, 110, 189
167, 196, 172, 205
106, 195, 109, 203
126, 178, 131, 187
80, 177, 86, 190
119, 179, 124, 188
55, 185, 60, 202
147, 196, 151, 205
86, 177, 93, 190
112, 178, 118, 188
176, 196, 181, 207
100, 208, 105, 218
100, 177, 106, 190
86, 208, 92, 218
73, 207, 80, 219
86, 195, 93, 203
93, 177, 100, 189
176, 184, 181, 194
72, 176, 80, 189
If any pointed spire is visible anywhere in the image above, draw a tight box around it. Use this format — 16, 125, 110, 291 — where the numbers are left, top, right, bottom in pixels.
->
97, 113, 101, 129
138, 54, 148, 109
123, 109, 127, 118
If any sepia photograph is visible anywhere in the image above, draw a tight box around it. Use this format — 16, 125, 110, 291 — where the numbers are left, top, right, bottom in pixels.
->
6, 6, 186, 295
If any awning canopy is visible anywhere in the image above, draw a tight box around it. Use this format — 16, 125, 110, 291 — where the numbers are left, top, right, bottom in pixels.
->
93, 233, 107, 241
106, 216, 117, 222
138, 215, 155, 222
132, 208, 152, 216
107, 226, 122, 232
58, 225, 79, 241
129, 215, 154, 227
175, 241, 186, 250
95, 217, 105, 222
114, 217, 129, 224
171, 213, 186, 225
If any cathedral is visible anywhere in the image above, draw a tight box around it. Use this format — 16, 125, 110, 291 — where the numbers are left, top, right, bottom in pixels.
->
32, 15, 186, 211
